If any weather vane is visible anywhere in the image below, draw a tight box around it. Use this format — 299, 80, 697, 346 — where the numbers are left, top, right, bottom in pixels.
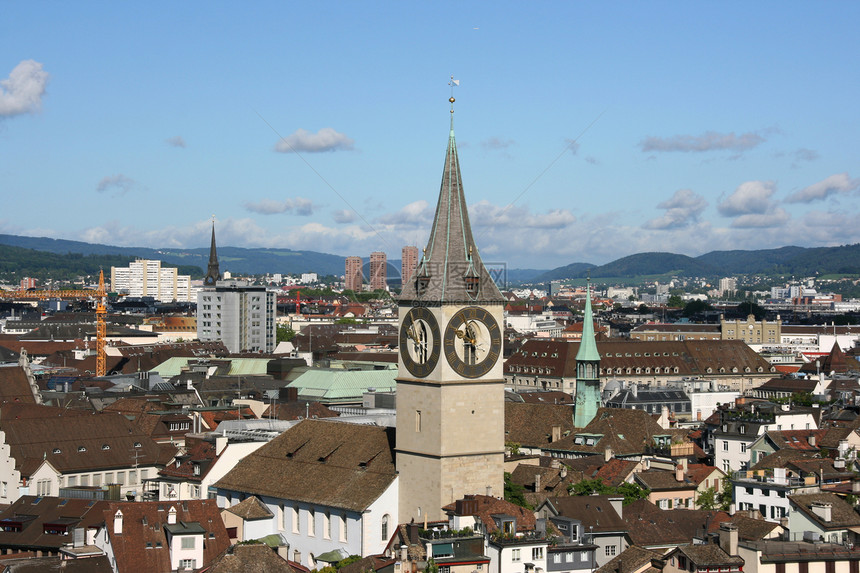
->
448, 75, 459, 112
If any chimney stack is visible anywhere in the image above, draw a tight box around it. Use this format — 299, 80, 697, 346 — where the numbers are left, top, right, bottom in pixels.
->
605, 446, 613, 462
535, 474, 542, 492
719, 523, 738, 556
811, 501, 832, 523
675, 464, 685, 482
807, 435, 816, 447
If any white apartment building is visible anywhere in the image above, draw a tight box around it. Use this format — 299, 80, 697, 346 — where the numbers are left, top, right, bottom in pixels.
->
197, 280, 276, 353
111, 259, 195, 302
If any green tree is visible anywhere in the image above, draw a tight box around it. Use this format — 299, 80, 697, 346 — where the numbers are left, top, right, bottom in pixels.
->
737, 301, 766, 320
667, 294, 684, 308
568, 479, 649, 506
696, 486, 718, 510
276, 324, 296, 343
682, 299, 712, 317
504, 472, 532, 509
717, 471, 734, 511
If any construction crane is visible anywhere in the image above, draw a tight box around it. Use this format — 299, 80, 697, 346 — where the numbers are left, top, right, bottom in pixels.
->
0, 269, 111, 376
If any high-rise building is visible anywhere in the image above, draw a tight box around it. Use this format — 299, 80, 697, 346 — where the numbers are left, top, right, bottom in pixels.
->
401, 246, 419, 285
197, 280, 276, 353
370, 251, 387, 291
345, 256, 363, 292
111, 260, 194, 302
719, 277, 738, 297
396, 100, 506, 523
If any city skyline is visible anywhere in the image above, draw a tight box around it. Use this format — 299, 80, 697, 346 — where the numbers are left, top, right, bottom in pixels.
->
1, 2, 858, 269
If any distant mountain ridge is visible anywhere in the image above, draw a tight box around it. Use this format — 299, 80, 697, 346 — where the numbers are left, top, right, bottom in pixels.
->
533, 243, 860, 282
1, 234, 858, 283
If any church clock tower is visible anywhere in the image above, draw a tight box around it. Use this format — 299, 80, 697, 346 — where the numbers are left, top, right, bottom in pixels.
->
396, 94, 506, 523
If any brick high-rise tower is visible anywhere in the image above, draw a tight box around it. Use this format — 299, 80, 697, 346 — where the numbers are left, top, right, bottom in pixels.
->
345, 256, 363, 292
370, 252, 387, 291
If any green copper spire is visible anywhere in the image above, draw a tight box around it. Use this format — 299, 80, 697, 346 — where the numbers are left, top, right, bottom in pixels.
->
576, 280, 601, 362
574, 278, 601, 428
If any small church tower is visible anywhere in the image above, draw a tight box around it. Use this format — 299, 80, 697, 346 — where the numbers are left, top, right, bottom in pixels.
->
396, 90, 506, 523
203, 220, 221, 287
574, 279, 601, 427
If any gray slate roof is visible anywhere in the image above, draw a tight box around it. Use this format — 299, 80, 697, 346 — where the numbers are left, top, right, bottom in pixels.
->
398, 117, 504, 305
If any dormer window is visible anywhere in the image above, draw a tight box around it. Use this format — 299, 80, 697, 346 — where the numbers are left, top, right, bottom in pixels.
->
77, 446, 87, 453
53, 448, 61, 455
464, 275, 479, 296
416, 275, 430, 296
102, 444, 110, 450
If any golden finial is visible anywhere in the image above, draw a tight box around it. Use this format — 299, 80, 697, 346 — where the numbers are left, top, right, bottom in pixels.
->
448, 76, 459, 113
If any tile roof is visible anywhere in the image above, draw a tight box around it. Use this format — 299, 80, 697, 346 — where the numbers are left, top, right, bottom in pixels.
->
635, 469, 697, 492
622, 500, 729, 546
207, 541, 297, 573
789, 492, 860, 529
214, 419, 396, 512
262, 401, 341, 421
223, 496, 273, 521
0, 365, 39, 404
594, 545, 664, 573
677, 544, 744, 567
729, 513, 783, 541
442, 494, 535, 534
0, 405, 173, 478
0, 556, 112, 572
104, 499, 229, 572
0, 496, 109, 552
542, 495, 626, 533
505, 402, 575, 447
546, 407, 668, 456
593, 458, 639, 487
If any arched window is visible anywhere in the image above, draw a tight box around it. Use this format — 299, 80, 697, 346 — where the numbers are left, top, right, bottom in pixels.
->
381, 514, 390, 541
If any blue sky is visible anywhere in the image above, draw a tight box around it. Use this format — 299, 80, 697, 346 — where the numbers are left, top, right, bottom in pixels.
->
1, 2, 858, 269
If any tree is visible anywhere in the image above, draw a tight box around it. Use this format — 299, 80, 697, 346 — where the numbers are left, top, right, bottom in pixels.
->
276, 324, 296, 343
504, 472, 532, 509
568, 479, 650, 506
696, 486, 718, 510
667, 294, 684, 308
737, 301, 766, 320
682, 299, 712, 317
717, 471, 734, 511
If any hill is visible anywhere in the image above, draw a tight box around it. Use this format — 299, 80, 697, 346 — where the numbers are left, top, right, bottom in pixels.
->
533, 244, 860, 282
0, 244, 201, 283
0, 234, 346, 277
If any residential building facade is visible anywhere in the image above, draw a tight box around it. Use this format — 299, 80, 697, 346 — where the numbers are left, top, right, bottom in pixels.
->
197, 280, 276, 353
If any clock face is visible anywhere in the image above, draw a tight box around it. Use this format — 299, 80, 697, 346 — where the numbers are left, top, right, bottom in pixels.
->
444, 306, 502, 378
400, 306, 441, 378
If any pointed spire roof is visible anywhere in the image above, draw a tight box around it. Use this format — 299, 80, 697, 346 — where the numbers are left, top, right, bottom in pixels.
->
576, 280, 601, 362
399, 103, 504, 304
203, 220, 221, 287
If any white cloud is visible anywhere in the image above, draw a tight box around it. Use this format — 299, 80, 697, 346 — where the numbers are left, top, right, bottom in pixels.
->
730, 208, 791, 228
784, 173, 859, 204
332, 209, 356, 224
165, 136, 186, 148
640, 130, 766, 153
718, 180, 777, 216
469, 201, 576, 230
375, 200, 433, 229
0, 60, 49, 117
481, 136, 514, 150
643, 189, 708, 229
96, 174, 135, 196
244, 197, 316, 215
274, 127, 355, 153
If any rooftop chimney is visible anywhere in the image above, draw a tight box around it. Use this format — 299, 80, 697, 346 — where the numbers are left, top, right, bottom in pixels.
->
604, 446, 613, 462
675, 464, 685, 482
535, 474, 542, 492
808, 435, 816, 447
811, 501, 832, 523
609, 496, 623, 520
552, 425, 562, 442
719, 522, 738, 556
